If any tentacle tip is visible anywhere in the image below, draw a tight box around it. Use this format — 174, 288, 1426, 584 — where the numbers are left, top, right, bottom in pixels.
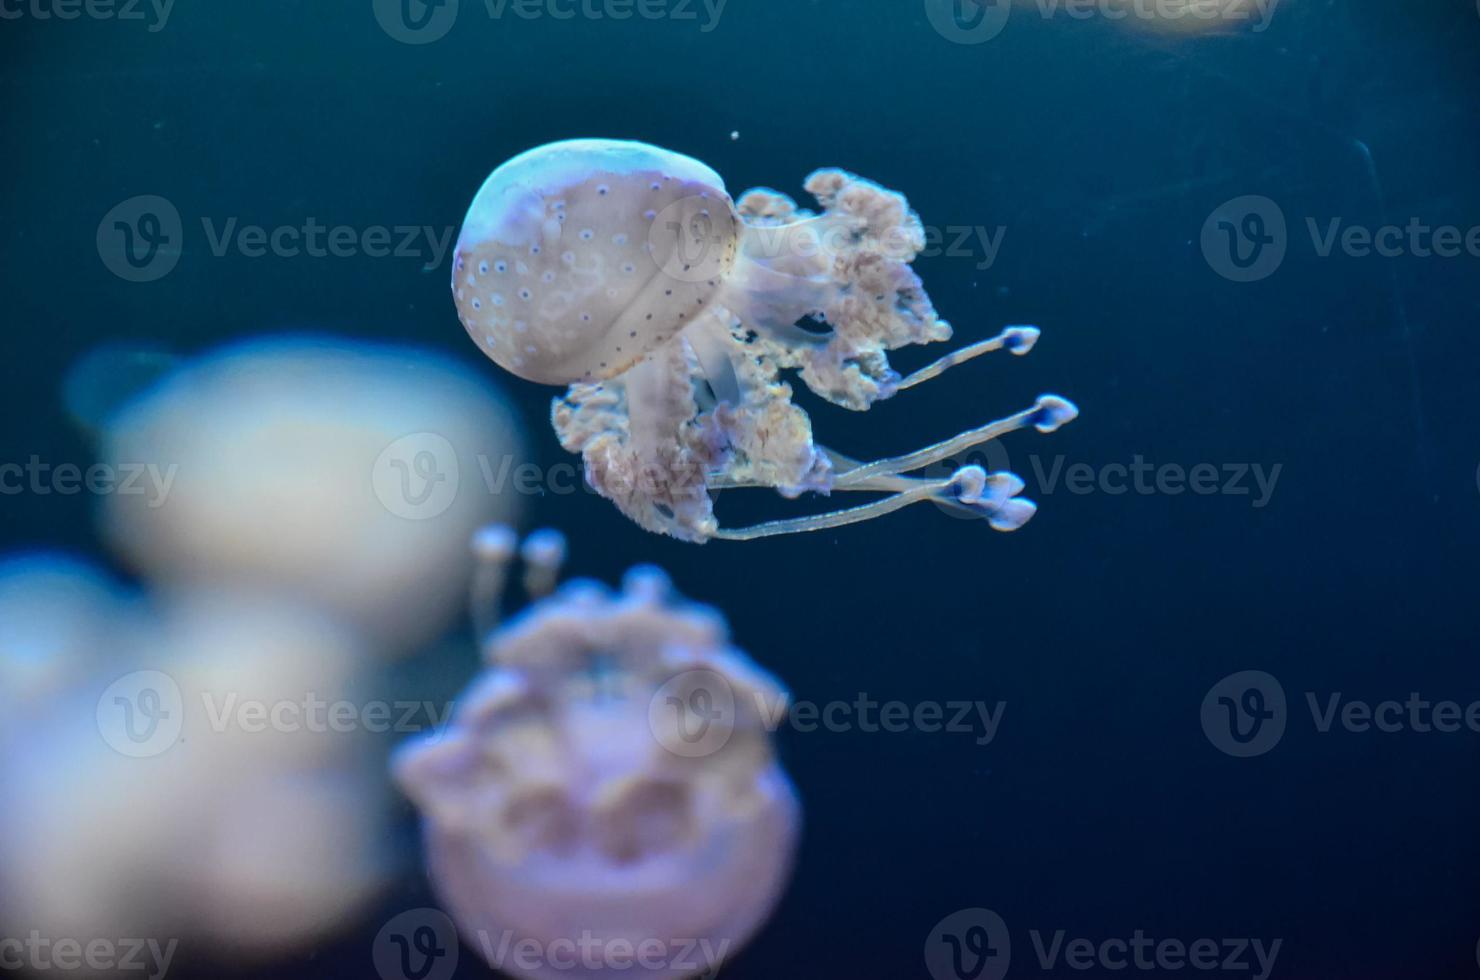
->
520, 528, 568, 567
1031, 394, 1079, 433
1003, 325, 1041, 355
622, 564, 673, 600
471, 524, 519, 561
989, 497, 1038, 532
949, 465, 988, 502
984, 470, 1027, 502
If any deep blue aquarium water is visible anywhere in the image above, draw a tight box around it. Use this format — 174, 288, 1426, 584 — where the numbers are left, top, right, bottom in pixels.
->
2, 2, 1479, 978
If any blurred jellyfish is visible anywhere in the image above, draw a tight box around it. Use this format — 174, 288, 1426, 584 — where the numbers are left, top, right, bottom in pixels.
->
0, 577, 391, 959
395, 528, 799, 979
452, 138, 1077, 542
1026, 0, 1277, 35
93, 335, 525, 651
0, 553, 131, 713
142, 590, 393, 951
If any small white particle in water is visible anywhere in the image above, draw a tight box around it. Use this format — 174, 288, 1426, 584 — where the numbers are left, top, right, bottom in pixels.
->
730, 130, 739, 141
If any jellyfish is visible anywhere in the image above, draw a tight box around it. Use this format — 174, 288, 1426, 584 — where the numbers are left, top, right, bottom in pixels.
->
394, 527, 800, 979
452, 138, 1078, 542
0, 578, 391, 959
94, 335, 525, 651
0, 553, 130, 713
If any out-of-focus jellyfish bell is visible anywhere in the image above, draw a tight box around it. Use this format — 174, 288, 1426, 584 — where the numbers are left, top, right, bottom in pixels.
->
452, 138, 1078, 542
394, 528, 799, 979
93, 336, 525, 651
0, 553, 130, 712
0, 583, 390, 957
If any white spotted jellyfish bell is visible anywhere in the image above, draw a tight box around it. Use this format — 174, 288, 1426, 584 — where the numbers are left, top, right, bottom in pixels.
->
452, 138, 1079, 542
393, 527, 799, 980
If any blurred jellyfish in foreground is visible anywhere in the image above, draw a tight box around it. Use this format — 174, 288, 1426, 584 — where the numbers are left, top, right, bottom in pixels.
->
93, 336, 525, 650
0, 558, 391, 959
452, 138, 1077, 542
395, 527, 799, 979
0, 553, 129, 713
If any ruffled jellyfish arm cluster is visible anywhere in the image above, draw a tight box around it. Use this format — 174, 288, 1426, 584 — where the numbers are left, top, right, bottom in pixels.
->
394, 527, 799, 980
453, 139, 1079, 543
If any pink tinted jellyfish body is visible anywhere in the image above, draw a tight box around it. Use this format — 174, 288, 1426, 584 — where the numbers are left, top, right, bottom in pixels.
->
453, 139, 1078, 542
393, 527, 799, 979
